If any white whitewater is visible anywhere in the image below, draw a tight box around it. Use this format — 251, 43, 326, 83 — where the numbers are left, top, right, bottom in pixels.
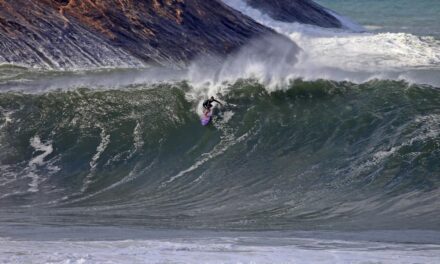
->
1, 235, 439, 264
220, 0, 440, 87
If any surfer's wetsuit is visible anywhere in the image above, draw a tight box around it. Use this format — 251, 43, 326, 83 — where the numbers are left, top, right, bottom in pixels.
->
203, 97, 222, 111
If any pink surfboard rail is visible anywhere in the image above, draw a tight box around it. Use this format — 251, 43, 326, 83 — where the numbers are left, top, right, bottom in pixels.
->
201, 111, 212, 126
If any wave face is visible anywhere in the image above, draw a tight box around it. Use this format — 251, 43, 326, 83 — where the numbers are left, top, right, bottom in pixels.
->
1, 79, 440, 230
0, 0, 439, 234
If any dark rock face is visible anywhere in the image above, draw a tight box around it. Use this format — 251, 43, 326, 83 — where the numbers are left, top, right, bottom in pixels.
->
0, 0, 337, 70
52, 0, 277, 66
0, 0, 279, 69
0, 0, 143, 69
245, 0, 342, 28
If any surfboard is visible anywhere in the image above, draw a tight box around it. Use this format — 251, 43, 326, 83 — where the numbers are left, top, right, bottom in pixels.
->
201, 111, 212, 126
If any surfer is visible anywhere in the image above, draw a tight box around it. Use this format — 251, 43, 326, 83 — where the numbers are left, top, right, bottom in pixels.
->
202, 96, 223, 115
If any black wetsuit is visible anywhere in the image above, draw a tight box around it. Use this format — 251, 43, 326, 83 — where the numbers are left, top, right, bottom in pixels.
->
203, 99, 213, 110
203, 98, 222, 112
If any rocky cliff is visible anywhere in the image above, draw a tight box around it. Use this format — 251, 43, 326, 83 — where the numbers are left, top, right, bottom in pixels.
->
0, 0, 341, 70
245, 0, 341, 28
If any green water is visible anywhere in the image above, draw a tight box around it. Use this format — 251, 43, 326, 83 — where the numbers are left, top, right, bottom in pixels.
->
1, 79, 440, 230
316, 0, 440, 37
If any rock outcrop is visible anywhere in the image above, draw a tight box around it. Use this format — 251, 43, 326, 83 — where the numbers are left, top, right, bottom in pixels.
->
0, 0, 280, 69
245, 0, 342, 28
0, 0, 341, 70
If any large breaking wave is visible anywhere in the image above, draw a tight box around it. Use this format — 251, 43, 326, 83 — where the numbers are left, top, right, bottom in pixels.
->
0, 0, 440, 232
1, 79, 439, 230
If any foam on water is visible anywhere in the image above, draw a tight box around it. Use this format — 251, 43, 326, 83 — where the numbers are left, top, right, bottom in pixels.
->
81, 127, 110, 193
0, 0, 438, 97
27, 136, 57, 193
0, 0, 437, 99
0, 3, 439, 261
1, 235, 439, 264
218, 0, 440, 88
353, 113, 440, 174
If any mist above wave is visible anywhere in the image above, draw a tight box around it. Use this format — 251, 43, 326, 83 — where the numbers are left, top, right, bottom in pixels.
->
1, 27, 440, 97
221, 0, 440, 88
1, 0, 439, 93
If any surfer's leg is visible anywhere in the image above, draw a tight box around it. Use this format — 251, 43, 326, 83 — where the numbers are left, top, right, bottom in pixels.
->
203, 107, 210, 116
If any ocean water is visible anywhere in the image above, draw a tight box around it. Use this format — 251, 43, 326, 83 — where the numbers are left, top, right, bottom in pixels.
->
1, 0, 440, 263
316, 0, 440, 38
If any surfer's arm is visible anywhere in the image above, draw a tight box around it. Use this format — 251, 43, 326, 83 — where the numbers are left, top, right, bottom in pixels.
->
213, 99, 223, 106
